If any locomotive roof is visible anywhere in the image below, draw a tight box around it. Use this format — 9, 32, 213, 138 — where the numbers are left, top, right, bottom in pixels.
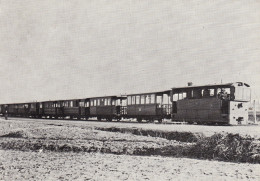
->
172, 82, 250, 90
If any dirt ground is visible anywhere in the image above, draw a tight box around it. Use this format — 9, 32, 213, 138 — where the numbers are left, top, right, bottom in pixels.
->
0, 150, 259, 181
0, 117, 260, 180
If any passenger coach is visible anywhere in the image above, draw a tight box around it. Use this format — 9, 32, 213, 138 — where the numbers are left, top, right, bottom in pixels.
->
126, 90, 172, 123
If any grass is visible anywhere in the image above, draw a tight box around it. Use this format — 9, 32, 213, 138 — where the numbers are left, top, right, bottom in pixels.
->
0, 127, 259, 163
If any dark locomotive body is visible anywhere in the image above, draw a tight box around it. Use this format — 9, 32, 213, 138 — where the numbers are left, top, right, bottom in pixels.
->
171, 82, 250, 125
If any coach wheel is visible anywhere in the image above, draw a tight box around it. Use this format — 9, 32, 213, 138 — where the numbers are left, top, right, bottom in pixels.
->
106, 118, 112, 122
117, 118, 121, 122
97, 117, 101, 121
158, 119, 162, 124
148, 119, 154, 123
137, 118, 142, 123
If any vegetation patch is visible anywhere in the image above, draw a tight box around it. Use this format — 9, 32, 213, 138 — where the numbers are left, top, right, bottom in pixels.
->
96, 127, 201, 142
0, 131, 29, 138
0, 128, 259, 164
189, 133, 260, 163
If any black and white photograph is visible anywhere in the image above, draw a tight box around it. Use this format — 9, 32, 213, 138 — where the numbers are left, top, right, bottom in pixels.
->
0, 0, 259, 180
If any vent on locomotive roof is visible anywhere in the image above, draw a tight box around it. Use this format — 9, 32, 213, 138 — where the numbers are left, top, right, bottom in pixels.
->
187, 82, 193, 86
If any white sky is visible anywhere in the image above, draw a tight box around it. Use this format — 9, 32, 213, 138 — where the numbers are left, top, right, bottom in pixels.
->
0, 0, 259, 104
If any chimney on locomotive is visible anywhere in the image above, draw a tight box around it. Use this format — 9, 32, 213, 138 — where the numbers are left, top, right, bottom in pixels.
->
188, 82, 193, 86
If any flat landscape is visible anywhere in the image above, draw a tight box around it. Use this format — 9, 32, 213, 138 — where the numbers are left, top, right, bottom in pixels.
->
0, 117, 260, 180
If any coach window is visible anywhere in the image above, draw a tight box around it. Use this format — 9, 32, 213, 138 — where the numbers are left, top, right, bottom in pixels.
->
183, 92, 187, 99
107, 98, 111, 106
146, 95, 150, 104
127, 96, 131, 105
156, 95, 162, 104
179, 93, 183, 100
94, 99, 96, 106
131, 96, 135, 105
140, 95, 145, 104
79, 101, 84, 107
86, 101, 89, 107
135, 96, 140, 105
116, 99, 120, 106
151, 94, 155, 104
112, 99, 116, 105
97, 99, 100, 106
173, 93, 179, 101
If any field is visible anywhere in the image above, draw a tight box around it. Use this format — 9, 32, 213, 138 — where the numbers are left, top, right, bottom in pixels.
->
0, 117, 260, 180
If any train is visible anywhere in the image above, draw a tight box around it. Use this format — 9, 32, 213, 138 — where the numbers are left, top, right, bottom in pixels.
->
0, 82, 251, 125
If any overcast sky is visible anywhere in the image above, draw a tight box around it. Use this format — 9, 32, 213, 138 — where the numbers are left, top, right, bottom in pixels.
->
0, 0, 259, 104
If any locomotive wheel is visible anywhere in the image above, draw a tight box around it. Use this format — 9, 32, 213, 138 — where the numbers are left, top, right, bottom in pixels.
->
97, 117, 101, 121
158, 119, 162, 124
137, 118, 142, 123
